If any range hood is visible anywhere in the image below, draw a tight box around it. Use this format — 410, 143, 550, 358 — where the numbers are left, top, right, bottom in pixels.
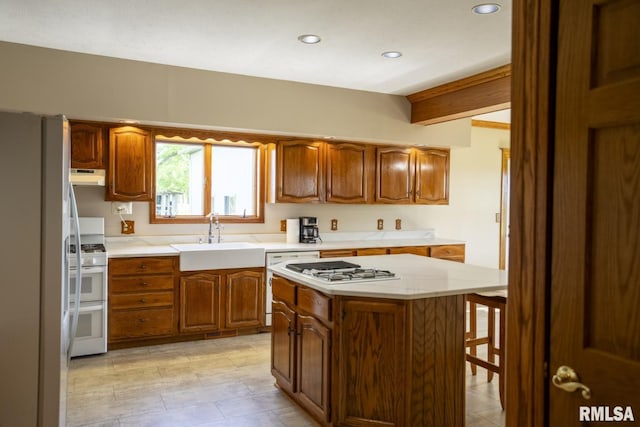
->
70, 168, 106, 186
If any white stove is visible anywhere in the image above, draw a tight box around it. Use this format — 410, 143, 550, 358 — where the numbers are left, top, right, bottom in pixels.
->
69, 217, 108, 357
286, 260, 399, 283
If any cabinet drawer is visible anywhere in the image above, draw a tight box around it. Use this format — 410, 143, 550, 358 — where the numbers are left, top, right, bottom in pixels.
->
110, 257, 176, 275
110, 275, 174, 293
272, 276, 296, 306
298, 286, 332, 324
111, 292, 173, 310
320, 249, 356, 258
388, 246, 428, 256
109, 308, 175, 339
356, 248, 388, 256
429, 245, 465, 262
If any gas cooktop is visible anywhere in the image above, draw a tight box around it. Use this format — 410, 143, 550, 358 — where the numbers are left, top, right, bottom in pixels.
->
286, 261, 398, 283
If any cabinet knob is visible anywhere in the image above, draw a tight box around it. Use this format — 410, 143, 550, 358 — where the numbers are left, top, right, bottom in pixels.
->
139, 264, 147, 270
139, 299, 147, 304
138, 318, 148, 323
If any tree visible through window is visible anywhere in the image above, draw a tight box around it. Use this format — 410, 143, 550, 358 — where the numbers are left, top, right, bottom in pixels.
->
153, 138, 263, 223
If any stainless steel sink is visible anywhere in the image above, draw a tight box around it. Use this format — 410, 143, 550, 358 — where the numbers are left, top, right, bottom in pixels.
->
170, 242, 265, 271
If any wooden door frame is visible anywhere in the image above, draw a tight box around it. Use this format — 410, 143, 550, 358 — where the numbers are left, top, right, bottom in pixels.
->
506, 0, 555, 426
499, 148, 510, 270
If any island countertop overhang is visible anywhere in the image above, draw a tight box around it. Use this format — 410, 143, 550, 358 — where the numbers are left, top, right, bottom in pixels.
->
267, 253, 508, 300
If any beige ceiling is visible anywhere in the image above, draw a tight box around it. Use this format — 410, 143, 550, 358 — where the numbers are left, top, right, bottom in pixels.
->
0, 0, 511, 96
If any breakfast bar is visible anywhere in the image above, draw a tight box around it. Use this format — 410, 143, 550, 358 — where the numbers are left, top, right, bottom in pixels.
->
268, 254, 508, 427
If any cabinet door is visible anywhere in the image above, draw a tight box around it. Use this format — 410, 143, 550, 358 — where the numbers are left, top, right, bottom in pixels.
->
388, 246, 428, 256
271, 300, 296, 394
108, 126, 153, 201
337, 299, 406, 426
179, 273, 221, 332
415, 148, 449, 204
326, 142, 373, 203
224, 270, 264, 329
375, 147, 414, 203
70, 123, 105, 169
276, 140, 324, 203
297, 314, 331, 423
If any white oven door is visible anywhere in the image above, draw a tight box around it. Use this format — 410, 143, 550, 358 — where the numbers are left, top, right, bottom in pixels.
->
70, 302, 107, 357
70, 266, 106, 303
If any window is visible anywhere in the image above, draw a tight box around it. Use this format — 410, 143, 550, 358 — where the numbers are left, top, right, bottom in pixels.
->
152, 137, 264, 224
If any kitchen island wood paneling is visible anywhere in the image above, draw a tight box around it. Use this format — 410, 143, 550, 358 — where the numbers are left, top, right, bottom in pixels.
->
269, 254, 506, 427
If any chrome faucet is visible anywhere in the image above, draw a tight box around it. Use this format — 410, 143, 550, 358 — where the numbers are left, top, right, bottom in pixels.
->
207, 212, 222, 243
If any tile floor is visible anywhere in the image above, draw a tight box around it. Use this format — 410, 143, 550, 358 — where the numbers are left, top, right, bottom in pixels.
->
68, 317, 504, 426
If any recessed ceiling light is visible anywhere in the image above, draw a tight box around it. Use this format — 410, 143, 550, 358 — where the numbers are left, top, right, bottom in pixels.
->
382, 51, 402, 59
298, 34, 321, 44
472, 3, 501, 14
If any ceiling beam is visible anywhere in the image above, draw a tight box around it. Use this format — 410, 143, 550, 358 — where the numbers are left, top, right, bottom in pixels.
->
407, 64, 511, 125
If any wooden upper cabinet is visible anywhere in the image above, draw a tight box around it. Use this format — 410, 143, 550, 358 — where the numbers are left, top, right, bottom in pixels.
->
107, 126, 153, 201
276, 140, 324, 203
70, 123, 105, 169
326, 142, 374, 203
375, 147, 414, 203
415, 148, 450, 204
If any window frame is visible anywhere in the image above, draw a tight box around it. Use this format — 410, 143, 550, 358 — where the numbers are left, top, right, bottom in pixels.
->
151, 134, 266, 225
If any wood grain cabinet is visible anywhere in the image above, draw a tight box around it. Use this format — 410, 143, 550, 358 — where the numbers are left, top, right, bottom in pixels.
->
179, 272, 221, 333
325, 142, 374, 203
108, 257, 178, 346
70, 123, 106, 169
375, 146, 450, 204
180, 268, 265, 334
224, 270, 265, 329
375, 146, 414, 203
276, 140, 324, 203
271, 276, 332, 424
415, 148, 450, 204
107, 126, 153, 201
429, 244, 466, 263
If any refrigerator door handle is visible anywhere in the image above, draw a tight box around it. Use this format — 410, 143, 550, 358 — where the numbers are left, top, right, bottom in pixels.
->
67, 183, 82, 361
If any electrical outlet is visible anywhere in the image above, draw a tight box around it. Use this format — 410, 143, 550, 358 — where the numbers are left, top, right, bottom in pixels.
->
280, 219, 287, 232
377, 219, 384, 230
121, 220, 135, 234
395, 219, 402, 230
111, 202, 133, 215
331, 219, 338, 231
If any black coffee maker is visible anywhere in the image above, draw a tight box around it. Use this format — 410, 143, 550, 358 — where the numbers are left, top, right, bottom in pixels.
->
299, 217, 320, 243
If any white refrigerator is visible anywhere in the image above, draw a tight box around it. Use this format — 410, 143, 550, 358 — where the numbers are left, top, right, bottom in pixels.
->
0, 111, 80, 427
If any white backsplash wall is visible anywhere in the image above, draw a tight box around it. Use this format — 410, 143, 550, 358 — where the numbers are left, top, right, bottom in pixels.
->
75, 125, 508, 268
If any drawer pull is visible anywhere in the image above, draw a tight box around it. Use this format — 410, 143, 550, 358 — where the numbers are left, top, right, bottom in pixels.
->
139, 264, 147, 270
140, 282, 149, 287
139, 299, 147, 304
138, 318, 148, 323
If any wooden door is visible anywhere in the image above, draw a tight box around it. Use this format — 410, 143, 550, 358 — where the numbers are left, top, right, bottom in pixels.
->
179, 273, 221, 332
550, 0, 640, 424
108, 126, 153, 201
414, 148, 449, 204
296, 314, 331, 423
276, 140, 324, 202
271, 300, 296, 394
224, 270, 264, 329
375, 147, 414, 203
70, 123, 105, 169
325, 142, 373, 203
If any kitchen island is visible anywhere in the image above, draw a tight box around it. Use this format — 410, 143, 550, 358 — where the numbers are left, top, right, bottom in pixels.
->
268, 254, 507, 427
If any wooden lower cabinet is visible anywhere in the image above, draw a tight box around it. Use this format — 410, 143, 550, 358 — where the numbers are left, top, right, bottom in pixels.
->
108, 256, 178, 346
271, 275, 466, 427
180, 267, 265, 335
271, 276, 333, 424
180, 272, 221, 332
224, 270, 265, 329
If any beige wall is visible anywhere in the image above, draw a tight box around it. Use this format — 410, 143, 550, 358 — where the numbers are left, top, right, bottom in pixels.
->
0, 41, 509, 268
0, 41, 470, 146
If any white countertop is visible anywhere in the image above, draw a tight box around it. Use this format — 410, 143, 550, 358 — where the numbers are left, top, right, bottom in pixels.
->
105, 231, 465, 258
268, 254, 507, 300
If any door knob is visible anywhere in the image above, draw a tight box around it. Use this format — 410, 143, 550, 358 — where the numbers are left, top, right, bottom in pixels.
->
552, 365, 591, 400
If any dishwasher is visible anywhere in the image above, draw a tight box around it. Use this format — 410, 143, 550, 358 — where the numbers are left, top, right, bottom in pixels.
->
265, 251, 320, 326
